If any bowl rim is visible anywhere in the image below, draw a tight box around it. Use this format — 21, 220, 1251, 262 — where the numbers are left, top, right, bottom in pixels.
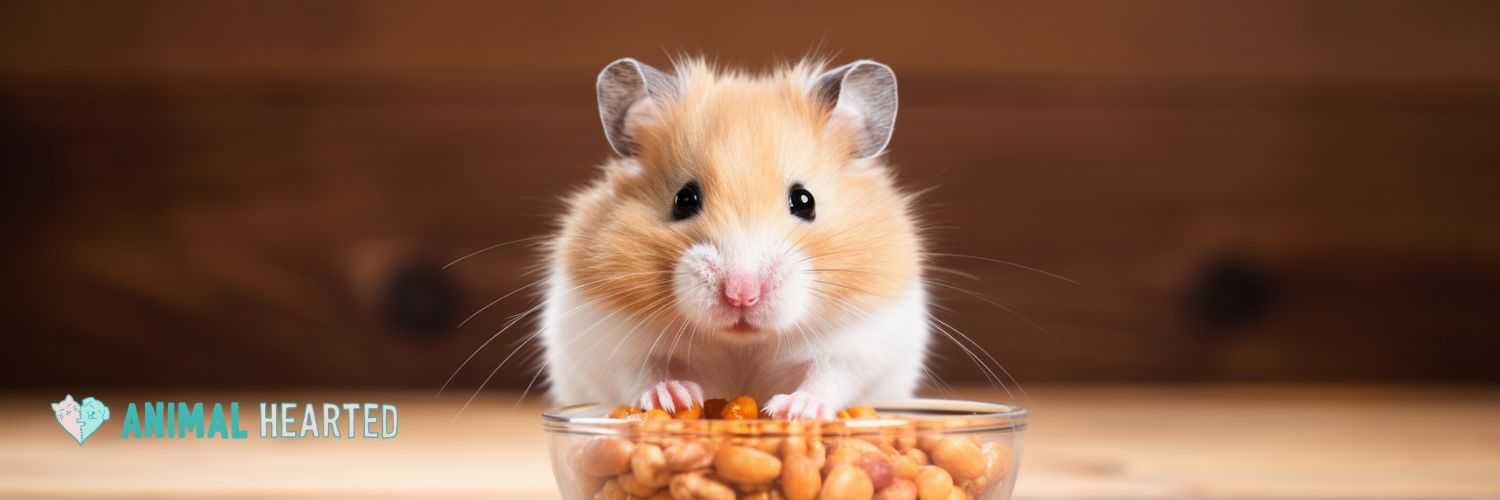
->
542, 398, 1027, 436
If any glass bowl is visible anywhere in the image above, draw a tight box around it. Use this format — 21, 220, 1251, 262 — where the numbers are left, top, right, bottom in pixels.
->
543, 399, 1026, 499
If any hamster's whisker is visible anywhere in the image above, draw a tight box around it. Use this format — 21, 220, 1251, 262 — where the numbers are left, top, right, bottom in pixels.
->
789, 223, 876, 262
920, 365, 958, 399
441, 274, 663, 395
504, 292, 642, 410
926, 313, 1028, 402
926, 266, 980, 281
457, 277, 546, 328
925, 279, 1063, 345
806, 267, 888, 275
792, 321, 816, 352
641, 315, 687, 376
460, 297, 618, 417
785, 218, 845, 253
579, 272, 674, 293
809, 278, 884, 300
515, 361, 548, 409
572, 288, 671, 354
808, 289, 878, 338
794, 237, 876, 264
445, 232, 607, 273
598, 299, 678, 388
912, 224, 964, 234
442, 235, 558, 270
528, 298, 640, 398
925, 280, 1018, 308
808, 272, 1028, 397
929, 301, 957, 314
451, 328, 545, 423
925, 316, 1012, 399
598, 292, 678, 369
812, 286, 1018, 401
925, 252, 1079, 285
662, 314, 696, 368
571, 293, 671, 364
440, 302, 545, 396
577, 278, 677, 308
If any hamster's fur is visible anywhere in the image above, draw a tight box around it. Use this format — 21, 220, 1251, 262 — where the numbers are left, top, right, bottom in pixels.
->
540, 57, 927, 419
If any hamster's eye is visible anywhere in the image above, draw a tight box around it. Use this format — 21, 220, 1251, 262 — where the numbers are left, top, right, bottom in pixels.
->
672, 181, 703, 221
789, 184, 815, 221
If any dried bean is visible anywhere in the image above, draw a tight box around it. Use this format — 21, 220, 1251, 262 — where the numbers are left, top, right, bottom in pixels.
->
581, 437, 636, 477
714, 444, 782, 485
818, 464, 874, 500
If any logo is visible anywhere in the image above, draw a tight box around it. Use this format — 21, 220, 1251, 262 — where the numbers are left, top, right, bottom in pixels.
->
51, 395, 111, 445
46, 396, 399, 445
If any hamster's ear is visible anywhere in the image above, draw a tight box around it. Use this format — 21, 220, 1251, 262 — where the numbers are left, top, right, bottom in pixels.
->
597, 58, 677, 157
814, 60, 899, 158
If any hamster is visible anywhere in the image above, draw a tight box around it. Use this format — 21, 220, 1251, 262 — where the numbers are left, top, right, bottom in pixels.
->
539, 57, 928, 419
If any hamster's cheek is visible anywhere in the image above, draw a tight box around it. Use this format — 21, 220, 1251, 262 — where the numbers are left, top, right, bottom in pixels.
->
671, 243, 728, 327
749, 245, 815, 332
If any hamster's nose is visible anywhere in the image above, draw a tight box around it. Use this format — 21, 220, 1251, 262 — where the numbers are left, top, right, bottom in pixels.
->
722, 273, 763, 308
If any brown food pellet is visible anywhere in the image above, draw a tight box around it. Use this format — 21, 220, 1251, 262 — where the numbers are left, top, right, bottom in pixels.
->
606, 405, 642, 419
821, 446, 862, 476
845, 406, 878, 419
721, 395, 759, 420
616, 472, 659, 497
875, 478, 918, 500
914, 466, 953, 500
929, 438, 984, 481
669, 472, 736, 500
702, 398, 729, 418
631, 443, 670, 488
904, 448, 930, 467
818, 464, 873, 500
780, 448, 822, 500
714, 444, 782, 485
858, 453, 896, 490
580, 437, 635, 477
597, 478, 627, 500
569, 397, 1014, 500
665, 439, 716, 472
895, 454, 920, 481
675, 405, 704, 419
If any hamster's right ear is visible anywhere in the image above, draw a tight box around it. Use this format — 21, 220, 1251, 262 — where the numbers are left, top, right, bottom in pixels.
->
814, 60, 898, 159
596, 58, 677, 157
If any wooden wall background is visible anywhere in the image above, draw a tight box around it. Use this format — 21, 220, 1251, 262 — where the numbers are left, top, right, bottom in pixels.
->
2, 1, 1497, 390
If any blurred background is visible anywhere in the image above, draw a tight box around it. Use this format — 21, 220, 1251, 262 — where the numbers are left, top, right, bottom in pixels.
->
2, 0, 1498, 392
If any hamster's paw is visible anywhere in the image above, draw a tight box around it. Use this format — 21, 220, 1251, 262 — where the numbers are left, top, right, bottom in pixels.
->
765, 391, 835, 420
640, 380, 704, 414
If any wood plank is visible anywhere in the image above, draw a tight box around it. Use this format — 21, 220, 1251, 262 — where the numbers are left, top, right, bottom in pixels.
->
3, 1, 1499, 82
2, 1, 1499, 387
1, 386, 1495, 498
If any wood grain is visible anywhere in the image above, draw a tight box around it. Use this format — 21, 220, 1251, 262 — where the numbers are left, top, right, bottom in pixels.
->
1, 1, 1499, 388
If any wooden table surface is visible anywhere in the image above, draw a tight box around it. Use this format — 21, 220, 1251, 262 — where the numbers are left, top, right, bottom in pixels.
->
3, 385, 1497, 498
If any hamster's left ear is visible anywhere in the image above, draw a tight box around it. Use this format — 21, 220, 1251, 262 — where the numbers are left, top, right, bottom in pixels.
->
814, 60, 899, 158
597, 58, 678, 157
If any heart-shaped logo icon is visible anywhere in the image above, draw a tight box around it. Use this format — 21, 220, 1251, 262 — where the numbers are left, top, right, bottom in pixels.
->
52, 395, 110, 445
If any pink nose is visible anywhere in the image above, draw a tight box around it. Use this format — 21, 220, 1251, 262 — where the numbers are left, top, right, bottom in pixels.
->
722, 273, 763, 308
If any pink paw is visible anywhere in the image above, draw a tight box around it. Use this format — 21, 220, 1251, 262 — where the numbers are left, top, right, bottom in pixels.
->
764, 391, 835, 420
640, 380, 704, 414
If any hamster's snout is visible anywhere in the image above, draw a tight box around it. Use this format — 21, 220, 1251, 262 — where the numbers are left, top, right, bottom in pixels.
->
673, 240, 813, 340
721, 272, 762, 308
